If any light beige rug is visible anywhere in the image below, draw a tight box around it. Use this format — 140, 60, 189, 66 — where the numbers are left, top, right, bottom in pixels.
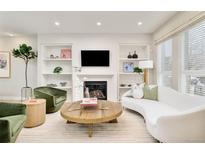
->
16, 109, 157, 143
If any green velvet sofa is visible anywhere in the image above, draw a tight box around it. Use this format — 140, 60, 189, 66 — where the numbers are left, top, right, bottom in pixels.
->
34, 87, 67, 113
0, 102, 26, 143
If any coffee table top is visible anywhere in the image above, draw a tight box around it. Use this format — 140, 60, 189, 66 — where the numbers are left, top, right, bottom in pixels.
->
60, 100, 123, 124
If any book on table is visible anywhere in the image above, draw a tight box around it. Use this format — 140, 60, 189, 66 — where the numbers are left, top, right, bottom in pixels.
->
81, 98, 98, 106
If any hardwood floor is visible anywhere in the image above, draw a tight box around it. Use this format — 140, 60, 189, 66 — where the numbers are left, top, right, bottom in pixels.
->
15, 108, 157, 143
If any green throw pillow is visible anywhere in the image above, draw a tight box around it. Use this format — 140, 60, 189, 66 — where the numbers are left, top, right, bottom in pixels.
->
143, 85, 158, 101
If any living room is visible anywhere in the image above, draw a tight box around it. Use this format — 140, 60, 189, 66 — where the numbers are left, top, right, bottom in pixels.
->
1, 0, 205, 153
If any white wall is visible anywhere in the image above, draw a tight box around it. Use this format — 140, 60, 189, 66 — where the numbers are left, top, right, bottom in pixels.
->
0, 36, 37, 100
38, 34, 153, 101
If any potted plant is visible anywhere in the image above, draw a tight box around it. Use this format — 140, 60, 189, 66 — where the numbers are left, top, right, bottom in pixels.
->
133, 67, 143, 74
12, 44, 37, 101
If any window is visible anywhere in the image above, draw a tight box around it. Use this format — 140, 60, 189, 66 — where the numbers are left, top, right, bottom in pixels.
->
158, 39, 172, 87
183, 20, 205, 96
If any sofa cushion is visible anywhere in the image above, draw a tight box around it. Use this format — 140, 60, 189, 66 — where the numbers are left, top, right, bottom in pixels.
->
1, 115, 25, 136
55, 95, 66, 104
131, 83, 144, 99
143, 85, 158, 101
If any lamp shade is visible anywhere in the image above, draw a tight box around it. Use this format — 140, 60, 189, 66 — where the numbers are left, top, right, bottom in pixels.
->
139, 60, 153, 69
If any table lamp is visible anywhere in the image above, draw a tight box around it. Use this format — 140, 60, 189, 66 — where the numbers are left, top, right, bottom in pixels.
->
139, 60, 153, 84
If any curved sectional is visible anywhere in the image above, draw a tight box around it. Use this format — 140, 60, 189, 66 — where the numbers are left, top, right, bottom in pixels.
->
121, 86, 205, 142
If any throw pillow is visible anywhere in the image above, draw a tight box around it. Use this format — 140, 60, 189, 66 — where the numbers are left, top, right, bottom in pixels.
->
143, 85, 158, 101
131, 83, 144, 99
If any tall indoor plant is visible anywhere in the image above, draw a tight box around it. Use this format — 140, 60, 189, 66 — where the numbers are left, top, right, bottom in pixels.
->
12, 44, 37, 101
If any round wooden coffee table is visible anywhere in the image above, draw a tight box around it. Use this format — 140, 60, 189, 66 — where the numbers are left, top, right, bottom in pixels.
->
60, 100, 123, 137
23, 99, 46, 128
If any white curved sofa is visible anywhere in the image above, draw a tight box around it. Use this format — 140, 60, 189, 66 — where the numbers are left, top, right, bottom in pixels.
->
121, 86, 205, 142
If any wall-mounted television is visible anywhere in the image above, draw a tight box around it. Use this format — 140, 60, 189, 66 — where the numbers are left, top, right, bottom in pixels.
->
81, 50, 110, 67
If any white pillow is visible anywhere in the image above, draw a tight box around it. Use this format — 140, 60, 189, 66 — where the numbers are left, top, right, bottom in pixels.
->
131, 83, 144, 99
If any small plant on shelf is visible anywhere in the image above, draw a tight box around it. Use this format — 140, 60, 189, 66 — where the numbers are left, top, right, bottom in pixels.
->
133, 67, 143, 74
53, 66, 63, 74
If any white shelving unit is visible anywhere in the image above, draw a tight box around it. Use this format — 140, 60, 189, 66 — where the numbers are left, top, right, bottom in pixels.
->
38, 43, 73, 101
118, 43, 150, 100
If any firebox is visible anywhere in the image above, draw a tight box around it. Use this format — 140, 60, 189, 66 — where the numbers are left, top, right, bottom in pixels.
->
84, 81, 107, 100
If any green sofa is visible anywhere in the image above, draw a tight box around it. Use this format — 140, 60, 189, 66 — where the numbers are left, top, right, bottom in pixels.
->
34, 87, 67, 113
0, 102, 26, 143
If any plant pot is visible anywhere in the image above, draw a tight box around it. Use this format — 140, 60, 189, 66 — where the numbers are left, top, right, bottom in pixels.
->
21, 87, 32, 102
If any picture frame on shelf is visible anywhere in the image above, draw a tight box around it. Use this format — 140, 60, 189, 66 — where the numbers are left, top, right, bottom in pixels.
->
0, 51, 11, 78
123, 62, 134, 73
60, 48, 72, 59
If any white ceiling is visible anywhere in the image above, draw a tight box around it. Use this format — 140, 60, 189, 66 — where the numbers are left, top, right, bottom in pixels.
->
0, 11, 177, 36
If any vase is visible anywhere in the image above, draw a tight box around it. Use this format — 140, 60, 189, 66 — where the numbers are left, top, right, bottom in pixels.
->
84, 87, 90, 98
127, 52, 132, 58
132, 51, 138, 58
21, 87, 32, 102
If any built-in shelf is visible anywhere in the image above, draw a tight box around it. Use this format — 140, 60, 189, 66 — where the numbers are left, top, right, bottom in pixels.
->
119, 58, 148, 61
56, 86, 72, 89
119, 72, 144, 75
76, 73, 114, 76
43, 58, 72, 61
39, 43, 73, 102
118, 43, 150, 100
119, 86, 132, 89
43, 73, 72, 75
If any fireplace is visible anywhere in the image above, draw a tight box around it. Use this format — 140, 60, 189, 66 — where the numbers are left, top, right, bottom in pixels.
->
84, 81, 107, 100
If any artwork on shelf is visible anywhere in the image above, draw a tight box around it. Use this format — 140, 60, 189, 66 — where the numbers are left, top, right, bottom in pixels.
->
0, 51, 11, 78
60, 48, 72, 59
123, 62, 134, 73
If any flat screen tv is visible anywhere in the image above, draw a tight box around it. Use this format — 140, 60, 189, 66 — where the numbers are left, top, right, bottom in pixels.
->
81, 50, 110, 67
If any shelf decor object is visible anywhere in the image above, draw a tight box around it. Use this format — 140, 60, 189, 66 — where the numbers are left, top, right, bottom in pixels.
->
132, 51, 138, 58
53, 66, 63, 74
0, 51, 11, 78
139, 60, 153, 84
127, 52, 132, 58
12, 44, 37, 102
133, 67, 143, 74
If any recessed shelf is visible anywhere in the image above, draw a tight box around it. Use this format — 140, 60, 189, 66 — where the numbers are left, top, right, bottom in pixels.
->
119, 58, 148, 61
56, 86, 72, 89
43, 58, 72, 61
119, 86, 132, 89
76, 73, 114, 76
119, 72, 144, 75
42, 73, 72, 75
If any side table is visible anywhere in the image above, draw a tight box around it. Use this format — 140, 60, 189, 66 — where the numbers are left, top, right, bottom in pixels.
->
23, 99, 46, 128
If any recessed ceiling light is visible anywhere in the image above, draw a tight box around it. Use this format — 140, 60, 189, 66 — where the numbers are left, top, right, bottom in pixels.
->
137, 22, 143, 26
54, 22, 60, 26
96, 22, 102, 26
